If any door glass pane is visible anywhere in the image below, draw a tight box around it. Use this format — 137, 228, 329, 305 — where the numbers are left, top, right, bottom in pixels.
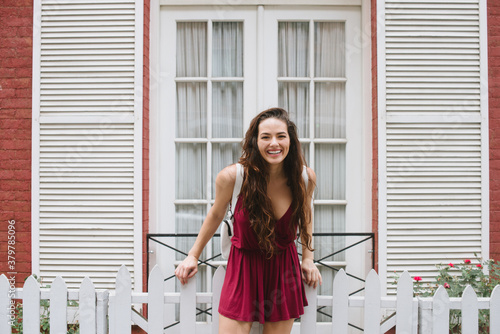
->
315, 22, 345, 77
278, 22, 309, 77
176, 22, 207, 77
279, 82, 309, 137
212, 143, 241, 198
314, 205, 346, 261
315, 144, 345, 200
176, 143, 206, 199
212, 22, 243, 77
175, 204, 207, 260
177, 82, 207, 137
315, 82, 345, 138
212, 82, 243, 137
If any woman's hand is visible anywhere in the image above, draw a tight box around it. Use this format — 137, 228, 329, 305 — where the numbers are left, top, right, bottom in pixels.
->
301, 258, 322, 289
175, 255, 199, 285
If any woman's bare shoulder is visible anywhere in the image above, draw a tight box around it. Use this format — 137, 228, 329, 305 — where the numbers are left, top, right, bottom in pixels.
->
216, 164, 237, 190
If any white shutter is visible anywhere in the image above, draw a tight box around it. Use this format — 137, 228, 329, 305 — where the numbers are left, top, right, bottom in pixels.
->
378, 0, 488, 293
33, 0, 143, 289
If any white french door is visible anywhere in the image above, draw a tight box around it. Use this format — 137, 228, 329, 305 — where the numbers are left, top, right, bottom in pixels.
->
261, 6, 364, 308
154, 5, 367, 323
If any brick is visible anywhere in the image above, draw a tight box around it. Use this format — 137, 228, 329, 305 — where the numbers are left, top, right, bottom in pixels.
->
1, 78, 31, 89
4, 17, 32, 27
0, 119, 31, 130
0, 68, 17, 78
3, 57, 32, 69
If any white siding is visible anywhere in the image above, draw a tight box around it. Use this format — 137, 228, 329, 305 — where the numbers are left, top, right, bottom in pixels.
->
33, 0, 143, 289
378, 0, 488, 293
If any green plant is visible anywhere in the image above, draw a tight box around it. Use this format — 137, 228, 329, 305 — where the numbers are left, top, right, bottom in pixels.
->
394, 257, 500, 334
11, 275, 80, 334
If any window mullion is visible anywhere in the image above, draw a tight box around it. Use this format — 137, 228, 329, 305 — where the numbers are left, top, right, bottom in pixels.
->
206, 19, 213, 294
309, 19, 315, 171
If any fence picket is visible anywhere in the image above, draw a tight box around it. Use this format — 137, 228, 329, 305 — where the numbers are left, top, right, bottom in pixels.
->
301, 283, 317, 334
0, 274, 12, 334
364, 269, 380, 334
490, 285, 500, 333
96, 290, 109, 334
23, 276, 40, 334
461, 285, 478, 334
332, 269, 348, 334
50, 276, 68, 334
111, 265, 132, 334
180, 272, 197, 333
148, 265, 164, 334
211, 266, 226, 333
432, 286, 449, 334
79, 277, 96, 334
396, 271, 413, 334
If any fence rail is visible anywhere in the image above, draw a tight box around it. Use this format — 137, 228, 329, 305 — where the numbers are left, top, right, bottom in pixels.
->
2, 266, 500, 333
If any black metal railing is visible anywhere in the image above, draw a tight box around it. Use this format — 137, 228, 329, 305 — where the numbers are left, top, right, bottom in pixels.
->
147, 232, 374, 331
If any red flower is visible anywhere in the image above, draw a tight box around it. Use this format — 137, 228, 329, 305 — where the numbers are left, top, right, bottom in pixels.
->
477, 264, 482, 268
464, 259, 471, 264
414, 276, 422, 282
449, 263, 454, 267
444, 283, 450, 289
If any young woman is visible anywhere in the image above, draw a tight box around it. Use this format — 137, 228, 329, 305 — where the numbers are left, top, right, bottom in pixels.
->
175, 108, 322, 334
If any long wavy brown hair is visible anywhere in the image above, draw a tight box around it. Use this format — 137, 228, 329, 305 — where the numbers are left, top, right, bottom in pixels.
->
238, 107, 314, 257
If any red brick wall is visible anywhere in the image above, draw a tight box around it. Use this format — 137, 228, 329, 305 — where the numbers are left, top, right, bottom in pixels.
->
0, 0, 33, 286
489, 0, 500, 262
371, 0, 379, 272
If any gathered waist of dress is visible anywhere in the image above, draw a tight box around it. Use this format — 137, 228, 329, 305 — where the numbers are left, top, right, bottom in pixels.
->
231, 238, 297, 255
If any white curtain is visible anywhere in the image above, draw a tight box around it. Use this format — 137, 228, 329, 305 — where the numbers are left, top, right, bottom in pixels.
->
278, 21, 346, 303
175, 22, 244, 267
212, 22, 244, 139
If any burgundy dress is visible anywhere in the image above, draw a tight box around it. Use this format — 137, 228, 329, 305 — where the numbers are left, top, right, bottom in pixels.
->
218, 197, 308, 324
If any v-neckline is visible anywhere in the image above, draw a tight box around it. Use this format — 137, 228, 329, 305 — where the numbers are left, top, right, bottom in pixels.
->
275, 203, 292, 222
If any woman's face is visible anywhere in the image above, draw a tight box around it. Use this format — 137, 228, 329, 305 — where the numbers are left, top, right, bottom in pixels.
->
257, 117, 290, 166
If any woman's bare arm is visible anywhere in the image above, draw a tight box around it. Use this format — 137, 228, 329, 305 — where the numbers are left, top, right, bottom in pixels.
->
175, 165, 237, 284
301, 167, 322, 288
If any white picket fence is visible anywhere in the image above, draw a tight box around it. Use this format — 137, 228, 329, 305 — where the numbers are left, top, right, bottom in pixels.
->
1, 265, 500, 333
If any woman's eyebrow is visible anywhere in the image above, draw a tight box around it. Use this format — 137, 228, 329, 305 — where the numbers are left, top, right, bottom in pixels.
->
259, 131, 287, 136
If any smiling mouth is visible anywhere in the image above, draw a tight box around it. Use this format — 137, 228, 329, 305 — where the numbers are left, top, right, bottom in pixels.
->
267, 150, 282, 155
